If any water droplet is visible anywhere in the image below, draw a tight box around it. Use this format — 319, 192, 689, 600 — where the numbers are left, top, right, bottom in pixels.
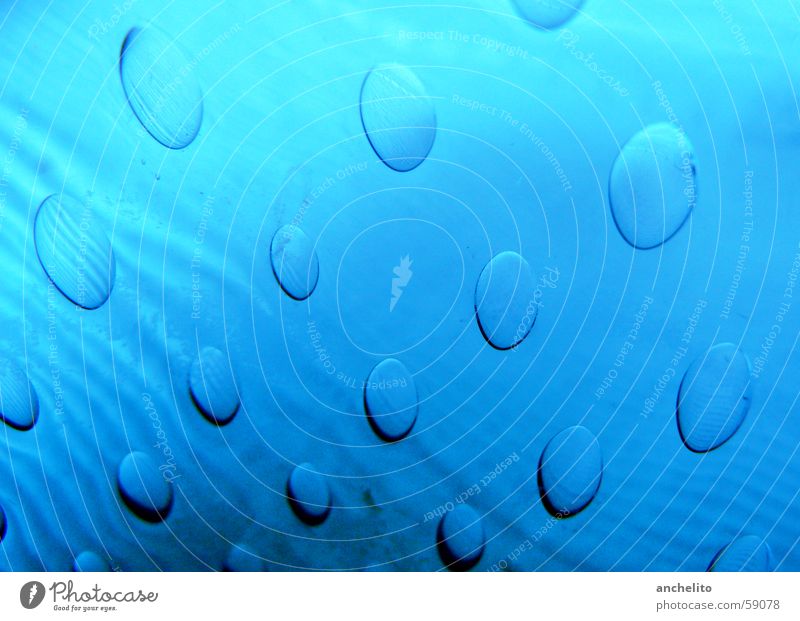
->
34, 194, 116, 310
677, 343, 752, 453
117, 451, 173, 523
360, 63, 436, 172
120, 25, 203, 149
189, 347, 239, 425
0, 358, 39, 430
538, 426, 602, 517
436, 504, 485, 571
270, 225, 319, 300
708, 535, 773, 571
287, 463, 331, 526
223, 544, 265, 571
73, 551, 111, 572
609, 123, 697, 249
512, 0, 585, 29
364, 358, 418, 441
474, 251, 537, 350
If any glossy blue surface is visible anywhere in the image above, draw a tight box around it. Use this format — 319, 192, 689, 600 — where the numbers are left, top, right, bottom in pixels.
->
0, 0, 798, 571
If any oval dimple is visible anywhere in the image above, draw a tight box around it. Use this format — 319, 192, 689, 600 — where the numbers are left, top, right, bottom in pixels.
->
34, 193, 116, 310
538, 426, 602, 517
270, 224, 319, 300
73, 551, 111, 572
708, 535, 773, 572
0, 357, 39, 431
609, 123, 697, 249
437, 504, 485, 571
677, 343, 752, 453
360, 63, 436, 172
512, 0, 586, 29
120, 25, 204, 149
189, 346, 240, 425
475, 251, 537, 350
287, 463, 331, 526
117, 451, 173, 523
364, 358, 418, 441
223, 544, 265, 572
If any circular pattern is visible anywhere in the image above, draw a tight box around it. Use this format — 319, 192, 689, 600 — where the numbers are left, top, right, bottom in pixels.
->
189, 346, 240, 425
609, 123, 697, 249
223, 544, 266, 572
708, 535, 773, 572
359, 63, 437, 172
512, 0, 586, 29
0, 358, 39, 430
287, 463, 331, 526
270, 224, 320, 300
73, 551, 111, 572
677, 343, 752, 453
538, 426, 603, 517
117, 451, 174, 523
364, 358, 418, 441
119, 25, 204, 149
474, 251, 537, 350
34, 193, 116, 310
436, 504, 485, 571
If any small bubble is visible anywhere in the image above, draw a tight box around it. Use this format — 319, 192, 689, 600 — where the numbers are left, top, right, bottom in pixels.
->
538, 426, 602, 517
270, 224, 319, 300
677, 343, 752, 453
364, 358, 418, 441
474, 251, 537, 350
189, 346, 239, 425
437, 504, 485, 571
360, 63, 436, 172
609, 123, 697, 249
287, 463, 331, 526
34, 193, 116, 309
512, 0, 586, 29
0, 357, 39, 430
120, 25, 203, 149
708, 535, 773, 571
117, 451, 173, 523
72, 551, 111, 572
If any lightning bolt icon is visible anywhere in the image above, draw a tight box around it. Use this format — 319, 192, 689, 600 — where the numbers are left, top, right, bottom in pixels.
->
29, 584, 37, 604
